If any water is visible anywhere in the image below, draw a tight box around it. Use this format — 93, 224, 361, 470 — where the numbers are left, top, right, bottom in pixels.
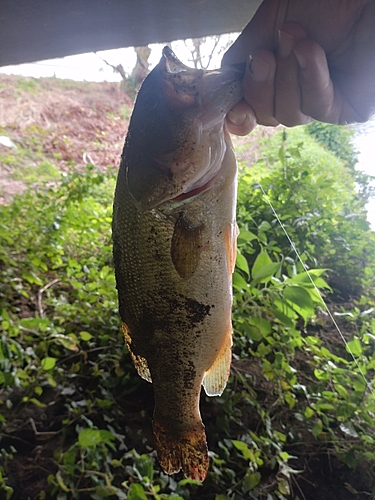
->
352, 116, 375, 229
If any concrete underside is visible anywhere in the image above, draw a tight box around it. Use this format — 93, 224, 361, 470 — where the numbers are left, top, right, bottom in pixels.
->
0, 0, 261, 66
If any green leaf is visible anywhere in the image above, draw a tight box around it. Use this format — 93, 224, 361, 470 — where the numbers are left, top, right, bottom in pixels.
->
279, 451, 292, 461
251, 249, 272, 277
336, 402, 356, 419
232, 439, 248, 452
256, 343, 270, 357
41, 357, 57, 371
314, 369, 330, 381
304, 286, 325, 305
304, 407, 314, 419
243, 471, 261, 492
284, 391, 296, 409
78, 428, 114, 448
289, 269, 330, 289
277, 477, 290, 496
233, 271, 248, 290
34, 386, 43, 396
339, 423, 359, 438
284, 286, 314, 313
274, 298, 298, 320
278, 145, 285, 163
22, 270, 43, 286
258, 221, 271, 232
30, 397, 46, 408
56, 470, 70, 492
335, 384, 348, 399
352, 374, 366, 392
346, 338, 362, 356
236, 252, 249, 275
243, 325, 263, 342
135, 454, 154, 481
79, 331, 93, 341
52, 334, 79, 351
314, 402, 335, 412
311, 419, 323, 437
94, 486, 125, 498
178, 478, 202, 487
20, 317, 50, 330
272, 309, 295, 328
252, 262, 280, 282
248, 317, 271, 337
127, 483, 148, 500
232, 440, 254, 460
238, 229, 257, 244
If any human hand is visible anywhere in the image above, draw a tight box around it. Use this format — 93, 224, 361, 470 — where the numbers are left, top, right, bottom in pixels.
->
223, 0, 375, 135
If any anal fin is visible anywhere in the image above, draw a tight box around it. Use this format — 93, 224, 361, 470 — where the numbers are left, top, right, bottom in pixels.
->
122, 323, 152, 383
202, 327, 232, 396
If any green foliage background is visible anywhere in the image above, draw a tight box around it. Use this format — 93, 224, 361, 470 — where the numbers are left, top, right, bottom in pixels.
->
1, 123, 375, 499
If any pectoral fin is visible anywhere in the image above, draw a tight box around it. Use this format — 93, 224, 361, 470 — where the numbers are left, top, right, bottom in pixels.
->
202, 327, 232, 396
171, 214, 204, 279
122, 323, 152, 383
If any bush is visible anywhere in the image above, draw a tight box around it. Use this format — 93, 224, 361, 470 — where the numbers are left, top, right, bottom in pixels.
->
0, 127, 375, 499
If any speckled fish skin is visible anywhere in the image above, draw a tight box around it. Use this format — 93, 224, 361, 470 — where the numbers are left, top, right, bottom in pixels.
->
112, 47, 243, 481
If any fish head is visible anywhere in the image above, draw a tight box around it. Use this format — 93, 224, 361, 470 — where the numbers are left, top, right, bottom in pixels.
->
124, 47, 244, 210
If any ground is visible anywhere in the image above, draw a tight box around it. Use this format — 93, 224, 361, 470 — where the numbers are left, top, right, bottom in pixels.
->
0, 75, 132, 203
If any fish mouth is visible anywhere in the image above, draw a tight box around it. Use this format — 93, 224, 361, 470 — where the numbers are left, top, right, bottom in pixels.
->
200, 63, 245, 130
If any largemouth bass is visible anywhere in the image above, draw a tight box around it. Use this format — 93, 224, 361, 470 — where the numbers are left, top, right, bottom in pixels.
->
112, 47, 243, 481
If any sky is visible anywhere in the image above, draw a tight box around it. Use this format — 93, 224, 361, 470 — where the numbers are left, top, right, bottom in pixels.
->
0, 36, 236, 82
0, 42, 374, 228
0, 47, 146, 83
351, 120, 375, 228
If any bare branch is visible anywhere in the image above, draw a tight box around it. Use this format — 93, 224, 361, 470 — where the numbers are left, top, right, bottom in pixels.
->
37, 278, 60, 318
95, 53, 127, 80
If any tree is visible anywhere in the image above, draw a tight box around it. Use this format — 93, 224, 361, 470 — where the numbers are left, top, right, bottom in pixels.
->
181, 34, 236, 69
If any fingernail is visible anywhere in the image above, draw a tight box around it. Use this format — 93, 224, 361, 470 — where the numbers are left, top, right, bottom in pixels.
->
294, 50, 307, 69
227, 109, 247, 126
278, 30, 294, 58
249, 53, 271, 82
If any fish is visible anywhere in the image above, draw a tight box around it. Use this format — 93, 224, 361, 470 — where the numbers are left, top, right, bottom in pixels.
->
112, 47, 243, 481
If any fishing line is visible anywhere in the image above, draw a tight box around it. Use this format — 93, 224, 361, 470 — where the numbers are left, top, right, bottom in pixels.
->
258, 182, 374, 395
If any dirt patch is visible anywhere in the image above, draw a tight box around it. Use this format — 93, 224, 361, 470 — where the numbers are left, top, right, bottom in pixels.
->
0, 74, 133, 203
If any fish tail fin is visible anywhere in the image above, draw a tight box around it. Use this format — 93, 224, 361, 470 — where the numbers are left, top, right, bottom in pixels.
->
152, 420, 209, 481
